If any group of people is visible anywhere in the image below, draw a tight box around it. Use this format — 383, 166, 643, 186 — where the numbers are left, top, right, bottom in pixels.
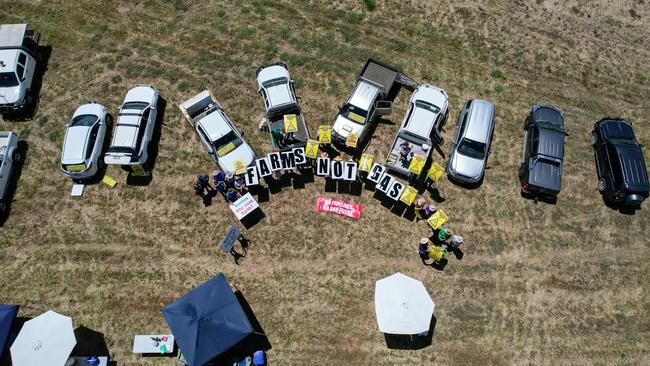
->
418, 227, 464, 269
193, 171, 248, 204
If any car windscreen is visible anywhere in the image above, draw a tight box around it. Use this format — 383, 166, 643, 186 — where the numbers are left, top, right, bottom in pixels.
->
457, 138, 486, 159
214, 131, 243, 157
69, 114, 98, 127
415, 100, 441, 114
122, 101, 149, 111
536, 121, 564, 134
0, 72, 18, 87
340, 103, 368, 125
108, 146, 136, 154
263, 77, 288, 88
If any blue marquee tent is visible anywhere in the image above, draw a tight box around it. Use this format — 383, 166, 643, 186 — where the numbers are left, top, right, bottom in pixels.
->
162, 274, 253, 366
0, 304, 18, 359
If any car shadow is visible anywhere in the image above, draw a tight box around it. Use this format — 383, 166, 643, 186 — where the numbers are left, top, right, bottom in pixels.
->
447, 173, 484, 190
0, 45, 52, 121
126, 96, 167, 186
602, 197, 641, 215
520, 190, 557, 205
0, 140, 28, 226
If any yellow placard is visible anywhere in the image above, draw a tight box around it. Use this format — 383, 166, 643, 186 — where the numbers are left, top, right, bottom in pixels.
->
427, 162, 445, 182
427, 209, 448, 230
348, 112, 366, 124
66, 163, 87, 172
399, 186, 418, 205
305, 139, 319, 159
429, 246, 446, 261
233, 160, 247, 175
102, 175, 117, 187
408, 155, 425, 174
284, 114, 298, 133
318, 125, 331, 144
217, 142, 236, 156
358, 154, 374, 172
346, 132, 358, 148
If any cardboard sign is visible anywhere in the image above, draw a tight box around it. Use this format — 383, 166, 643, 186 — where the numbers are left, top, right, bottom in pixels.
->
318, 125, 332, 144
102, 175, 117, 187
359, 154, 374, 172
280, 151, 296, 170
408, 155, 425, 174
367, 163, 385, 184
376, 173, 395, 194
244, 166, 259, 186
233, 160, 247, 175
427, 162, 445, 182
131, 164, 150, 177
293, 147, 307, 166
346, 132, 359, 148
219, 224, 240, 252
316, 157, 330, 176
284, 114, 298, 133
344, 161, 357, 181
305, 140, 319, 159
268, 152, 283, 171
387, 180, 406, 201
229, 193, 260, 220
256, 157, 272, 178
400, 186, 418, 205
315, 196, 362, 219
427, 209, 449, 230
331, 160, 345, 180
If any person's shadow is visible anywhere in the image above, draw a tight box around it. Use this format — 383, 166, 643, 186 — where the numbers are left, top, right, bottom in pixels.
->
431, 258, 448, 271
238, 235, 251, 253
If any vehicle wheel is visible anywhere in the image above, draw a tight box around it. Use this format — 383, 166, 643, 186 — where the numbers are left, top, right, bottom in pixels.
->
590, 132, 598, 146
598, 178, 606, 192
12, 151, 21, 163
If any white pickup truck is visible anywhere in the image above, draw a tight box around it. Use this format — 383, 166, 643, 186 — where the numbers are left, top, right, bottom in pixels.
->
0, 131, 21, 213
0, 24, 40, 112
180, 90, 256, 174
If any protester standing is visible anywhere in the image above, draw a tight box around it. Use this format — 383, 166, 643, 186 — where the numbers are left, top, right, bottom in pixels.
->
418, 238, 430, 265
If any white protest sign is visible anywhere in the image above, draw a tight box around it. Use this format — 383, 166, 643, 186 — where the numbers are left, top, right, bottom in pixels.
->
331, 160, 345, 180
244, 166, 259, 186
293, 147, 307, 165
367, 163, 385, 184
376, 173, 395, 194
268, 152, 283, 171
343, 161, 357, 181
229, 193, 260, 220
317, 157, 330, 176
256, 157, 272, 178
387, 180, 406, 201
219, 224, 240, 252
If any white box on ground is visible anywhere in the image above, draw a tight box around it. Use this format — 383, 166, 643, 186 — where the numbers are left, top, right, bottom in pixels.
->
71, 184, 85, 197
132, 334, 174, 354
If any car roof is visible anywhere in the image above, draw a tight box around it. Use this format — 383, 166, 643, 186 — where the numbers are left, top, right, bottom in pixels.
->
348, 80, 380, 110
257, 64, 290, 87
72, 103, 104, 118
535, 128, 564, 159
533, 105, 564, 127
197, 110, 232, 142
464, 99, 495, 143
412, 84, 447, 108
61, 125, 92, 163
0, 49, 18, 70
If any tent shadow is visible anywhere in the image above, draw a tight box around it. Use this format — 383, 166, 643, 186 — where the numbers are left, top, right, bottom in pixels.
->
383, 315, 436, 350
208, 291, 271, 366
72, 325, 110, 358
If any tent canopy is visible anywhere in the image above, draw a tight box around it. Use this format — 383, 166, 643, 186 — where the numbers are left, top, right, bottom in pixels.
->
10, 310, 76, 366
0, 304, 18, 358
162, 273, 253, 366
375, 272, 435, 335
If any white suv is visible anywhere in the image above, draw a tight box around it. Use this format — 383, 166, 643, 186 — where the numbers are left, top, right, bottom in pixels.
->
105, 84, 160, 166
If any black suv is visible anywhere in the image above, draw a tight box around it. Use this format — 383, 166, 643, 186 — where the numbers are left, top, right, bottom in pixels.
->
519, 105, 566, 200
591, 118, 649, 207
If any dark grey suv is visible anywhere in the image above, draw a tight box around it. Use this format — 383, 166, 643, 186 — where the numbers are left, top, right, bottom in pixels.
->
519, 105, 566, 200
591, 118, 649, 207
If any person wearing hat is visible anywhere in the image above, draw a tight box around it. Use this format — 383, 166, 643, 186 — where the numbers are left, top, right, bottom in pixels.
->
414, 198, 426, 221
424, 203, 437, 219
428, 244, 447, 264
449, 234, 464, 251
224, 171, 236, 188
234, 176, 247, 194
418, 238, 431, 265
437, 228, 453, 247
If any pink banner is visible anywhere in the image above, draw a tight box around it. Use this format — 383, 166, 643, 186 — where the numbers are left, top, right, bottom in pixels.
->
315, 196, 362, 219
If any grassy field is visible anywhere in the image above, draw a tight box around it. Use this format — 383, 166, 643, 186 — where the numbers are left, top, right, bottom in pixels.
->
1, 0, 649, 365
